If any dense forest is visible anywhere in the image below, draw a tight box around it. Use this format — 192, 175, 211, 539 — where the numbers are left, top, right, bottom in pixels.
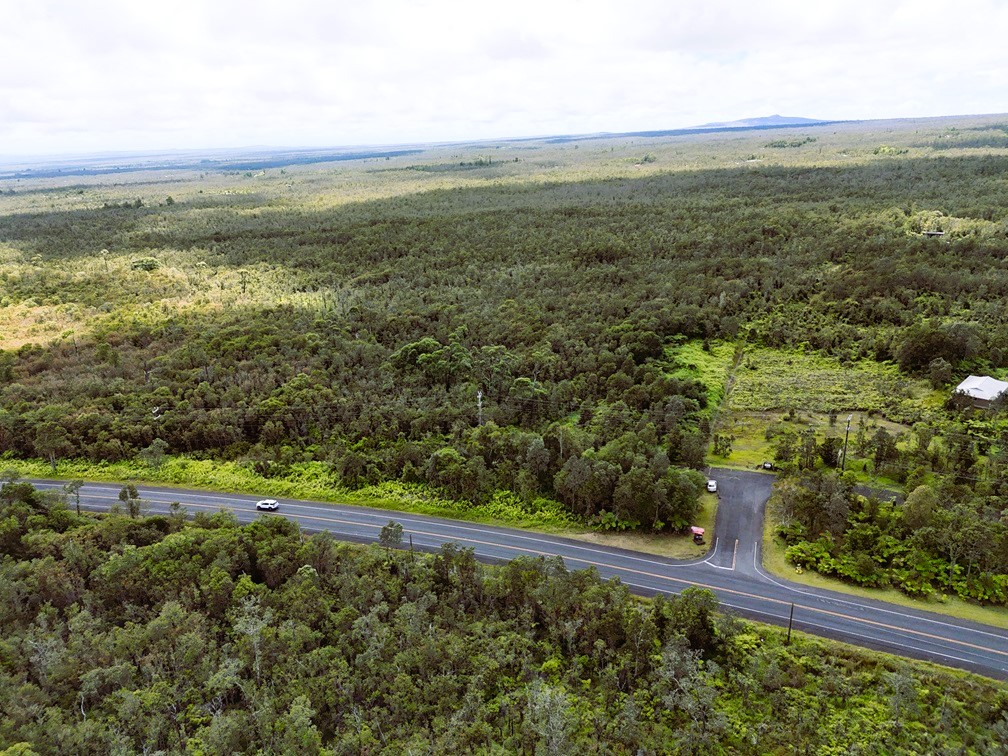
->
1, 115, 1008, 591
2, 481, 1006, 754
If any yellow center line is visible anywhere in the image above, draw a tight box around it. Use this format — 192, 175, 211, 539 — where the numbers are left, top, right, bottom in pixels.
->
145, 499, 1008, 660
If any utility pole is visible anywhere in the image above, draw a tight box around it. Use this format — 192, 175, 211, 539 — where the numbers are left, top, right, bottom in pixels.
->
841, 414, 853, 471
477, 389, 483, 426
786, 602, 795, 645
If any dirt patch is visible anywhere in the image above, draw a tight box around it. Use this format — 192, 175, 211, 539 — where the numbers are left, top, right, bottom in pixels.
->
0, 303, 93, 349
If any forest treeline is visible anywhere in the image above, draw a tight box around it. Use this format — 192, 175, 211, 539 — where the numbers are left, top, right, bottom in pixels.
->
773, 468, 1008, 604
2, 155, 1008, 528
2, 481, 1006, 753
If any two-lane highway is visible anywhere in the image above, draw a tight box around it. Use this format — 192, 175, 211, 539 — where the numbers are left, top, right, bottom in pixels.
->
28, 476, 1008, 680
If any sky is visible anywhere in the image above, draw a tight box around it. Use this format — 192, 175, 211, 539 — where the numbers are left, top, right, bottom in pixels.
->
2, 0, 1006, 157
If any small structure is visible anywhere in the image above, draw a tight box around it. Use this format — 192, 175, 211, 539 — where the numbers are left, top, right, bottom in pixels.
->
922, 230, 946, 238
954, 375, 1008, 409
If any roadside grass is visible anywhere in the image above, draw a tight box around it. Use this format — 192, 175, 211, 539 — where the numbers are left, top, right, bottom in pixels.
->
762, 509, 1008, 630
12, 456, 347, 503
757, 624, 1008, 695
9, 455, 574, 528
565, 491, 717, 559
6, 454, 714, 558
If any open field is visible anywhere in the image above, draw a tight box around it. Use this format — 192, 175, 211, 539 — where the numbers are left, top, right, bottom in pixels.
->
713, 409, 917, 480
666, 339, 736, 416
727, 347, 938, 419
709, 346, 944, 478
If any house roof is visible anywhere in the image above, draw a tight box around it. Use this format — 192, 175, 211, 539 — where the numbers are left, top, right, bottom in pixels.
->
956, 375, 1008, 402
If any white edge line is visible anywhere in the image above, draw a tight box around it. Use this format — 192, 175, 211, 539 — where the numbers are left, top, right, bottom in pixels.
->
40, 482, 1008, 647
52, 482, 713, 571
620, 581, 1002, 672
751, 540, 1008, 643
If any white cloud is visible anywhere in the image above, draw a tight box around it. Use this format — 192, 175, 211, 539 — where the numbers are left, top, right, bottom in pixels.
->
0, 0, 1005, 155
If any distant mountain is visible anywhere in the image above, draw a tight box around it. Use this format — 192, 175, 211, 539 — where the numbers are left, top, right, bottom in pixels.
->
0, 115, 842, 175
0, 146, 426, 179
694, 114, 828, 129
544, 115, 842, 145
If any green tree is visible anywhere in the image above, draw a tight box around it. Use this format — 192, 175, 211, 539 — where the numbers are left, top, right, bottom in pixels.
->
275, 695, 323, 753
773, 430, 798, 468
799, 429, 817, 470
139, 438, 169, 470
929, 357, 953, 389
903, 485, 938, 531
34, 421, 70, 473
525, 681, 577, 756
712, 433, 734, 458
612, 466, 658, 527
63, 480, 84, 516
232, 595, 272, 684
379, 520, 404, 550
118, 484, 141, 518
872, 427, 898, 473
818, 436, 841, 468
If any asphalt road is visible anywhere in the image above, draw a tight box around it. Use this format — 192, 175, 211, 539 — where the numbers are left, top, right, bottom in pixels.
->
28, 473, 1008, 681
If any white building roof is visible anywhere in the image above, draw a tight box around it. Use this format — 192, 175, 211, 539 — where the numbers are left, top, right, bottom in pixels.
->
956, 375, 1008, 402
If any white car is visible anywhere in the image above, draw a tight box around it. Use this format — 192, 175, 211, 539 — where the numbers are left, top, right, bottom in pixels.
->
255, 499, 279, 511
706, 480, 718, 493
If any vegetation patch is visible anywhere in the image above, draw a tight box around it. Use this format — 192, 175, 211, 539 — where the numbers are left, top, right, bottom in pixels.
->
566, 490, 718, 559
762, 502, 1008, 629
3, 114, 1008, 598
765, 136, 816, 148
768, 470, 1008, 608
666, 339, 736, 412
2, 454, 582, 527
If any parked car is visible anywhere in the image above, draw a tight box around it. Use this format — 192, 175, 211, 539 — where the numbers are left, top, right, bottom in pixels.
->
706, 479, 717, 493
256, 499, 279, 511
762, 461, 774, 470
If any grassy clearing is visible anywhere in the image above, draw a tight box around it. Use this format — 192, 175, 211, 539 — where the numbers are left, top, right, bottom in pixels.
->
0, 302, 95, 350
566, 491, 717, 559
711, 408, 913, 486
709, 346, 941, 482
728, 347, 934, 420
762, 508, 1008, 629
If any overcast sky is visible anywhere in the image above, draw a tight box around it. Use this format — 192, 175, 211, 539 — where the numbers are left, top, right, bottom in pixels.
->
2, 0, 1006, 157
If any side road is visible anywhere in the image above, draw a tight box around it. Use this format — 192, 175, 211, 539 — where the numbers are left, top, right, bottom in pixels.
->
27, 477, 1008, 680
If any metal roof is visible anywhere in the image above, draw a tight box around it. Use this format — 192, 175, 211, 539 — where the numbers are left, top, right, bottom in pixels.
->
956, 375, 1008, 402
